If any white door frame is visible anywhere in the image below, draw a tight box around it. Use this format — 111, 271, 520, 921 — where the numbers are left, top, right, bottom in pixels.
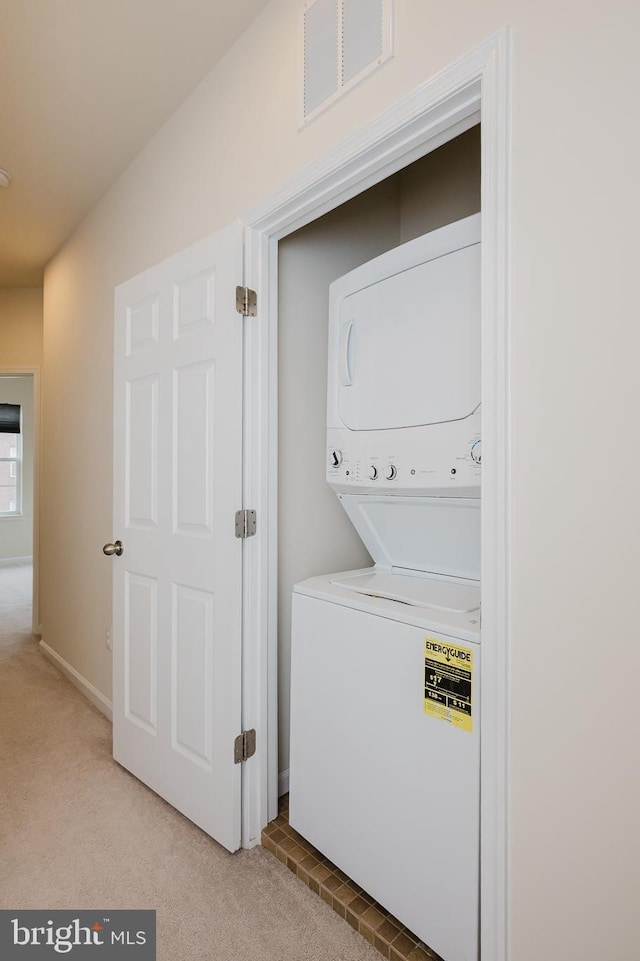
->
241, 30, 512, 961
0, 366, 41, 636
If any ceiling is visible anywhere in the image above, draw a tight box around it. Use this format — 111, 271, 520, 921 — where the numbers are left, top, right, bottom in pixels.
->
0, 0, 272, 288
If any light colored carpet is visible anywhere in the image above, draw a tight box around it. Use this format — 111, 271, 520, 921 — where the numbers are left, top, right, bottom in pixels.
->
0, 564, 380, 960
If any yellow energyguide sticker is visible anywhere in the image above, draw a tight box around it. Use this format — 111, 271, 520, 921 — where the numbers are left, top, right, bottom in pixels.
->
424, 636, 473, 733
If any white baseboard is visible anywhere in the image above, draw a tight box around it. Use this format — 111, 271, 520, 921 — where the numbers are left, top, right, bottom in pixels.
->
278, 768, 290, 797
39, 639, 113, 722
0, 555, 32, 567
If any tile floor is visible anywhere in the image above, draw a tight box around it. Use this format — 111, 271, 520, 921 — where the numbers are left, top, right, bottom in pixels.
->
261, 795, 444, 961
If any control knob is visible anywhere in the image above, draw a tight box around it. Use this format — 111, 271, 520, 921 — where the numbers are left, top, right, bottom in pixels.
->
471, 440, 482, 465
385, 465, 397, 480
330, 450, 343, 469
368, 466, 378, 481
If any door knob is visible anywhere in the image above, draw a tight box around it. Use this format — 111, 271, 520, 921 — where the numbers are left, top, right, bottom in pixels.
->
103, 540, 123, 556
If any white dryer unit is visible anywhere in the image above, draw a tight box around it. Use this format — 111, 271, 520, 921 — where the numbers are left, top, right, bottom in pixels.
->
326, 213, 481, 498
289, 214, 483, 961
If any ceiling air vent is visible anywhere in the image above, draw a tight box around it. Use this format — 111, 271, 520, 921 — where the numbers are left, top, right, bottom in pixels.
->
302, 0, 393, 124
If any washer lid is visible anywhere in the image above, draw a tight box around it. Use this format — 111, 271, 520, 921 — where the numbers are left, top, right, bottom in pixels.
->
329, 569, 480, 613
337, 493, 481, 581
293, 568, 481, 641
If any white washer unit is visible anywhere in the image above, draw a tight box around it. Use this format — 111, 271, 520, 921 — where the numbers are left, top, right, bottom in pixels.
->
290, 574, 480, 961
289, 214, 482, 961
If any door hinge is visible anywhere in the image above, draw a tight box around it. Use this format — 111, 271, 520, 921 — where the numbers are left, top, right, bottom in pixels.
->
235, 509, 257, 539
234, 729, 257, 763
236, 285, 257, 316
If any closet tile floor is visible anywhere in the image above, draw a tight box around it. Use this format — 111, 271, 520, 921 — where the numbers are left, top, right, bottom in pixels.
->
261, 796, 443, 961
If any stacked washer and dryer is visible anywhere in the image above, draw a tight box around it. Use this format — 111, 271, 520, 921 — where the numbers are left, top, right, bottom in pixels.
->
289, 213, 482, 961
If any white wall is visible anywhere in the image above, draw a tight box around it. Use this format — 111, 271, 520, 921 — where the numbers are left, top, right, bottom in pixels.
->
0, 376, 34, 559
42, 3, 640, 959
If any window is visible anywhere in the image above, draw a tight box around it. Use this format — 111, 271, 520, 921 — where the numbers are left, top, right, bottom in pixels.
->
0, 404, 21, 516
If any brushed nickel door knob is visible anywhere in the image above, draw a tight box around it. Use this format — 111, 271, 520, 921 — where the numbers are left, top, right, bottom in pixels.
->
103, 540, 123, 556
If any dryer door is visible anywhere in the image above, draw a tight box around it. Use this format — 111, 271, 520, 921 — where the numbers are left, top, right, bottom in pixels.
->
329, 215, 481, 432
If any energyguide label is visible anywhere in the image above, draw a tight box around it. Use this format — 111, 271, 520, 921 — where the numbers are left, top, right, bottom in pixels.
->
424, 637, 473, 732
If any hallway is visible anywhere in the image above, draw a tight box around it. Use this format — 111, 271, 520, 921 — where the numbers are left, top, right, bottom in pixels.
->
0, 563, 379, 960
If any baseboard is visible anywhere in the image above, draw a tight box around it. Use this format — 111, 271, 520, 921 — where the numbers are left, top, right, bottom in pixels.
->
39, 640, 113, 722
278, 768, 290, 797
0, 555, 32, 567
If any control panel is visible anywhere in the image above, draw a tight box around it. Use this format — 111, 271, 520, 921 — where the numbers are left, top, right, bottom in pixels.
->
326, 410, 481, 497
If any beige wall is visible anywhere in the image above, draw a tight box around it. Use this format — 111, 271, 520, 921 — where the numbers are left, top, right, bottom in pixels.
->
399, 126, 481, 242
278, 179, 398, 773
42, 3, 639, 959
0, 288, 43, 366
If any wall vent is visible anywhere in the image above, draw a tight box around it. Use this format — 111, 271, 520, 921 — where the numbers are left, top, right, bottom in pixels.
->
302, 0, 393, 124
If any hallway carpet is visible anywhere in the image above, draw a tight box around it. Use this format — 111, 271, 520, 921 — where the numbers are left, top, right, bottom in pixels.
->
0, 564, 380, 961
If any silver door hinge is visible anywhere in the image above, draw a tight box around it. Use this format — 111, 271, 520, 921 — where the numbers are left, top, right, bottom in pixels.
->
236, 286, 257, 316
235, 509, 257, 538
234, 729, 257, 763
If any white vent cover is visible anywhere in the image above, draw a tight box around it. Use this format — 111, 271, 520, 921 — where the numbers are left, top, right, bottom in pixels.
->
302, 0, 393, 123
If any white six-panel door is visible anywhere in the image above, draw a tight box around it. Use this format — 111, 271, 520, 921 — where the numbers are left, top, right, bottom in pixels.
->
112, 224, 244, 852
